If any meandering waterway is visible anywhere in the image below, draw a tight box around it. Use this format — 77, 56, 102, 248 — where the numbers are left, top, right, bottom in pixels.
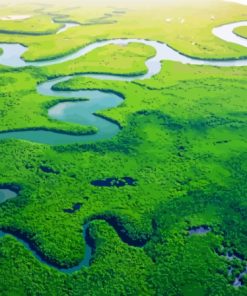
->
0, 20, 247, 144
0, 4, 247, 272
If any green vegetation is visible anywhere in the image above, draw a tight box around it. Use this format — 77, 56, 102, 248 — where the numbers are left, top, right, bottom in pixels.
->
0, 16, 61, 35
235, 25, 247, 38
1, 58, 247, 294
0, 0, 247, 61
1, 0, 247, 295
45, 42, 156, 77
0, 42, 153, 134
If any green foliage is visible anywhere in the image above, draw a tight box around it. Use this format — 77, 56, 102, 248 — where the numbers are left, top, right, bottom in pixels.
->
1, 1, 247, 295
45, 43, 156, 77
234, 25, 247, 39
0, 0, 247, 61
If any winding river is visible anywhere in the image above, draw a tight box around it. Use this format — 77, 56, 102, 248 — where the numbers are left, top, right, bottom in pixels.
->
0, 222, 92, 273
55, 21, 79, 35
0, 0, 247, 273
1, 25, 247, 144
